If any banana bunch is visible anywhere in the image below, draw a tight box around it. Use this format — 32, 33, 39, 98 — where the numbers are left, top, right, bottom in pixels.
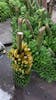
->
8, 42, 33, 75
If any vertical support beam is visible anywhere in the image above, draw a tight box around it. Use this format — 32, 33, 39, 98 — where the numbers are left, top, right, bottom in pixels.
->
42, 0, 47, 9
18, 18, 23, 31
38, 0, 42, 6
49, 0, 53, 15
47, 1, 50, 12
17, 32, 23, 53
37, 26, 46, 49
42, 0, 53, 15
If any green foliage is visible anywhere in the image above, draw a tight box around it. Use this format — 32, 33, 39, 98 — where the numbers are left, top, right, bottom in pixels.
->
50, 23, 56, 37
0, 0, 8, 2
9, 0, 23, 16
20, 5, 27, 16
9, 0, 21, 8
44, 23, 56, 53
34, 46, 56, 82
29, 41, 56, 82
0, 2, 10, 22
11, 16, 18, 32
50, 37, 56, 53
28, 26, 56, 82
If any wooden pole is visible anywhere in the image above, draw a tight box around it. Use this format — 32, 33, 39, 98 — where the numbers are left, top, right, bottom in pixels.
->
42, 0, 47, 9
17, 32, 23, 53
49, 1, 53, 15
37, 26, 46, 49
18, 18, 23, 30
38, 0, 42, 6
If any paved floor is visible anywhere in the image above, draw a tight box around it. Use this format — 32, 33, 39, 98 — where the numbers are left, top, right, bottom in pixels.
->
0, 54, 56, 100
0, 89, 12, 100
0, 54, 14, 99
0, 19, 12, 45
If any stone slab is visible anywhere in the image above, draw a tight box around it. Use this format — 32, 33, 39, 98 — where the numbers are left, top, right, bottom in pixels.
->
0, 20, 12, 45
0, 42, 5, 51
0, 89, 12, 100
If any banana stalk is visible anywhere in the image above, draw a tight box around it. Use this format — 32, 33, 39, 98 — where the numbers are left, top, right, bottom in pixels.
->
17, 32, 23, 53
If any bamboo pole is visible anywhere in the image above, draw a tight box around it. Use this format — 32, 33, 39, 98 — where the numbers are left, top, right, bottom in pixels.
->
48, 0, 53, 15
39, 26, 46, 34
23, 19, 34, 38
37, 26, 46, 49
18, 18, 23, 30
38, 0, 42, 6
45, 24, 52, 36
42, 0, 47, 9
17, 32, 23, 53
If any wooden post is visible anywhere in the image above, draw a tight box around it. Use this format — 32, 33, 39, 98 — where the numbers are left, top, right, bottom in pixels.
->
45, 24, 52, 36
18, 18, 23, 30
38, 0, 42, 6
42, 0, 47, 9
49, 2, 53, 15
39, 26, 46, 32
47, 0, 50, 12
23, 19, 34, 38
37, 26, 46, 49
17, 32, 23, 53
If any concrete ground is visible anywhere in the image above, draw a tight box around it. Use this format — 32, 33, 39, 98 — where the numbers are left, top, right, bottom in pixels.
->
0, 7, 56, 100
0, 54, 56, 100
0, 19, 12, 45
